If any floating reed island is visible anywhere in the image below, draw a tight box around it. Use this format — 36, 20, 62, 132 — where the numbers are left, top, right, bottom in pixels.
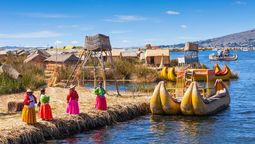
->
0, 87, 150, 144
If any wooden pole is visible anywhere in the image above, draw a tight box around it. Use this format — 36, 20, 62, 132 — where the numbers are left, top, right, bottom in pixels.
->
66, 50, 85, 87
93, 52, 97, 88
108, 51, 121, 96
99, 50, 107, 90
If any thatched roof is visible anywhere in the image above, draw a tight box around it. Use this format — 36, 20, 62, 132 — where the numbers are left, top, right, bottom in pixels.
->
24, 54, 41, 63
64, 45, 76, 50
85, 34, 111, 51
121, 51, 137, 57
145, 49, 170, 57
16, 49, 25, 55
28, 49, 50, 58
45, 54, 79, 63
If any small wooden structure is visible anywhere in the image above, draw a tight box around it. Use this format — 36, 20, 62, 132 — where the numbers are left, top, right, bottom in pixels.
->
182, 42, 199, 64
66, 34, 120, 95
145, 49, 170, 66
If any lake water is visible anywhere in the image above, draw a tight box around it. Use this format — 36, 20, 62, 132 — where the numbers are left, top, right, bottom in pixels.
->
48, 50, 255, 144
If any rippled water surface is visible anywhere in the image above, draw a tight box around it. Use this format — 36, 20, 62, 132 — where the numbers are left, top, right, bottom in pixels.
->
49, 51, 255, 144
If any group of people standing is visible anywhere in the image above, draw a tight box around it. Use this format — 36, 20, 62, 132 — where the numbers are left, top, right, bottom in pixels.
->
217, 49, 230, 57
21, 82, 107, 125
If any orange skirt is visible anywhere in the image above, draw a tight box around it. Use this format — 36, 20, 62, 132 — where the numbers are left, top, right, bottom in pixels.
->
39, 103, 53, 120
21, 105, 36, 124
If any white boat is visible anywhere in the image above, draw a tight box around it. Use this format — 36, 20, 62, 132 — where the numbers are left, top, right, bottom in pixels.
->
209, 53, 238, 61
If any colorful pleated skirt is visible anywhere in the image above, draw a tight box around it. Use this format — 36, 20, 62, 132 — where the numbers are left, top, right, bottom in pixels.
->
21, 105, 36, 124
95, 96, 107, 110
39, 103, 53, 120
66, 100, 80, 114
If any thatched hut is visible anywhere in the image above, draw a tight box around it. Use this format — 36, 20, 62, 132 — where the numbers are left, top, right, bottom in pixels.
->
145, 49, 170, 66
45, 54, 79, 65
121, 51, 138, 61
44, 54, 79, 70
24, 49, 50, 64
24, 53, 46, 64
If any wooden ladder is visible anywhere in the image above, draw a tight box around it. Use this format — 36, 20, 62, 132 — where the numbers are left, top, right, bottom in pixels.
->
65, 50, 92, 87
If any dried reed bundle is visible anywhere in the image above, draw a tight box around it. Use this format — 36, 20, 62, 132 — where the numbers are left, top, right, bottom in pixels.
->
0, 102, 149, 144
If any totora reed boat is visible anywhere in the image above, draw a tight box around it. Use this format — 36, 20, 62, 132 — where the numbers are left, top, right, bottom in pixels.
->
160, 64, 232, 81
151, 69, 230, 115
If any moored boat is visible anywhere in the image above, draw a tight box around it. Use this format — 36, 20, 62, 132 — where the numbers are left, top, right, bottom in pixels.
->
214, 65, 231, 80
150, 81, 181, 115
209, 53, 238, 61
151, 69, 230, 116
160, 64, 232, 81
181, 80, 230, 115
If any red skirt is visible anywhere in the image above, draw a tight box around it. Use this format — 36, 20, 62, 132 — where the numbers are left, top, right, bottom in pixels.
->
95, 96, 107, 110
39, 103, 53, 120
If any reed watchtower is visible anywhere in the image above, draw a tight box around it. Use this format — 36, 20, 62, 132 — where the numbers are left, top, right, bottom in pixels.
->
66, 34, 120, 96
183, 42, 199, 65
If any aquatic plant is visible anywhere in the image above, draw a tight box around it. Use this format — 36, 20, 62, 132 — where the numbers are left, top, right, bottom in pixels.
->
0, 54, 46, 94
133, 65, 159, 83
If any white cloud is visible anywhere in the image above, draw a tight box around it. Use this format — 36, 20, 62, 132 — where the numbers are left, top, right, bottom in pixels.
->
18, 12, 76, 18
180, 24, 188, 29
0, 31, 62, 39
71, 40, 78, 44
166, 10, 180, 15
234, 1, 247, 5
54, 40, 62, 45
105, 15, 146, 22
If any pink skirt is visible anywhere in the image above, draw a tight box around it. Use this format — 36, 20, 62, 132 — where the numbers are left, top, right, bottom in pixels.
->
95, 96, 107, 110
66, 100, 80, 114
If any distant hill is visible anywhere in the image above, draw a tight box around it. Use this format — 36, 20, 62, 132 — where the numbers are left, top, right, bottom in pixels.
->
172, 29, 255, 48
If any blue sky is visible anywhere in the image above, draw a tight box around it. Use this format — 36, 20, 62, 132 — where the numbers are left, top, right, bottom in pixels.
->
0, 0, 254, 47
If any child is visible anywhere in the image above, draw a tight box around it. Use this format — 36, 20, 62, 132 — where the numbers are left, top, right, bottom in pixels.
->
21, 89, 37, 124
93, 82, 107, 110
38, 88, 53, 120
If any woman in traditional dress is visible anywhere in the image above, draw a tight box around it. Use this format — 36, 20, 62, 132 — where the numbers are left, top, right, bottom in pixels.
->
66, 84, 80, 114
38, 88, 53, 120
93, 82, 107, 110
21, 89, 37, 124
